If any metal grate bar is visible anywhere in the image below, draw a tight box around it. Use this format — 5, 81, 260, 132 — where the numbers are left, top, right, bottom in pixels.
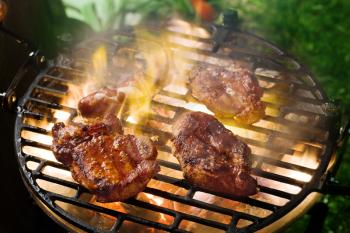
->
257, 186, 293, 200
34, 85, 67, 96
26, 148, 288, 213
27, 97, 75, 112
21, 138, 51, 151
50, 194, 177, 232
155, 173, 287, 211
252, 168, 306, 187
157, 159, 181, 170
50, 192, 227, 232
22, 124, 51, 135
280, 106, 327, 118
252, 154, 314, 174
22, 110, 52, 121
37, 173, 80, 190
262, 88, 327, 106
126, 198, 230, 231
110, 216, 125, 233
40, 74, 75, 84
153, 174, 190, 189
30, 157, 268, 231
142, 187, 245, 218
255, 75, 319, 94
263, 115, 328, 132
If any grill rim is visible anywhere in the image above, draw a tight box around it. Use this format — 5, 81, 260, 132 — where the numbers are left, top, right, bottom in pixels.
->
13, 26, 339, 232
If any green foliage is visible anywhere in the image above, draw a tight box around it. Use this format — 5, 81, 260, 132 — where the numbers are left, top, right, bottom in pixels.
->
62, 0, 129, 31
62, 0, 198, 31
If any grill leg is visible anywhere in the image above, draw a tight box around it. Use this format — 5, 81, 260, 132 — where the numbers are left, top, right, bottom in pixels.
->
305, 202, 328, 233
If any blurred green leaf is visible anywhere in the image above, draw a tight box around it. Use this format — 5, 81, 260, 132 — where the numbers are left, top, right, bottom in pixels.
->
81, 3, 101, 31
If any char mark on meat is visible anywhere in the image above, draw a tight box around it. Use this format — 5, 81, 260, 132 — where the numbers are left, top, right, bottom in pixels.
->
171, 111, 257, 196
188, 62, 265, 124
52, 87, 159, 202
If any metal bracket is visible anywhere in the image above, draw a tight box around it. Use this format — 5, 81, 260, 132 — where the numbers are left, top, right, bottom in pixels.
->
311, 99, 350, 195
327, 100, 350, 176
211, 9, 239, 53
0, 50, 46, 112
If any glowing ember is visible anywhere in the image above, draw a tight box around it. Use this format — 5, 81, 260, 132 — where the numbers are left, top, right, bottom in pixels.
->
53, 110, 71, 121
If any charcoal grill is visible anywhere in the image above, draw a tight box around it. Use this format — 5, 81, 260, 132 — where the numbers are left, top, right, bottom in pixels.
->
1, 6, 350, 233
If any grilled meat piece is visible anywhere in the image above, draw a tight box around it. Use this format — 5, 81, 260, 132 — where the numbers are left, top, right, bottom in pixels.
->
68, 130, 157, 202
52, 88, 159, 202
52, 87, 125, 165
78, 88, 125, 135
171, 111, 257, 196
188, 62, 265, 124
78, 87, 125, 119
52, 121, 119, 167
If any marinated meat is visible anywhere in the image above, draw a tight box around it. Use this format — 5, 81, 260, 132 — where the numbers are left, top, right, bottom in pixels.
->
52, 121, 118, 167
78, 88, 124, 134
171, 111, 257, 196
52, 88, 159, 202
188, 62, 265, 124
78, 87, 125, 118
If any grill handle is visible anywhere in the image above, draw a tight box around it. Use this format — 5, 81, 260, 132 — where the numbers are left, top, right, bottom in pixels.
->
326, 118, 350, 195
319, 108, 350, 195
0, 0, 46, 112
0, 0, 36, 50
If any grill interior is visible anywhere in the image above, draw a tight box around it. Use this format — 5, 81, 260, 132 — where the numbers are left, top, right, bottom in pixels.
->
15, 19, 336, 232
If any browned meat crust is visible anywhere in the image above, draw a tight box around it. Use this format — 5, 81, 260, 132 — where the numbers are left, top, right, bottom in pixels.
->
171, 111, 257, 196
188, 62, 265, 124
71, 134, 158, 202
52, 121, 118, 167
52, 88, 159, 202
78, 87, 125, 118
